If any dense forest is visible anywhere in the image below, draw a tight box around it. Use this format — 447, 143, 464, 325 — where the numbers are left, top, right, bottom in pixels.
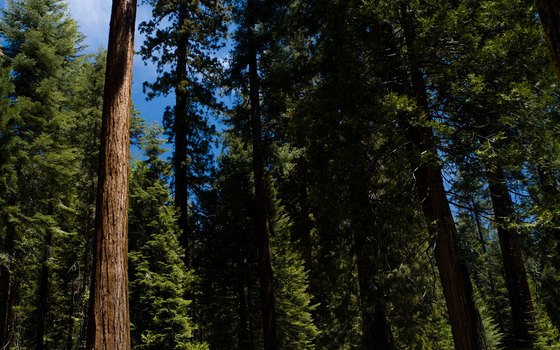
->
1, 0, 560, 349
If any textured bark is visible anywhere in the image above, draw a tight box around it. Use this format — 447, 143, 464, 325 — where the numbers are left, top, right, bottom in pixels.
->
400, 4, 488, 349
536, 0, 560, 80
486, 167, 535, 348
86, 0, 136, 348
174, 4, 191, 267
247, 0, 278, 348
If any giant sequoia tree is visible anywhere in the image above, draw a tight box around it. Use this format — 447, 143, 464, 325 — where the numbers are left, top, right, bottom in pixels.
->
86, 0, 137, 348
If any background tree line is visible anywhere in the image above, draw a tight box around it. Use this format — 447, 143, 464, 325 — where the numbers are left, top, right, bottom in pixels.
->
1, 0, 560, 349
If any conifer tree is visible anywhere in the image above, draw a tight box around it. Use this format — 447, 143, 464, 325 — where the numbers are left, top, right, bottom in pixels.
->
129, 122, 203, 350
0, 49, 19, 350
139, 0, 226, 265
0, 0, 84, 347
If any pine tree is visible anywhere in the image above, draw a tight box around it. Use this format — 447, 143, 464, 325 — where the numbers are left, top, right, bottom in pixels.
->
0, 48, 19, 350
128, 122, 203, 350
139, 0, 226, 266
0, 0, 85, 347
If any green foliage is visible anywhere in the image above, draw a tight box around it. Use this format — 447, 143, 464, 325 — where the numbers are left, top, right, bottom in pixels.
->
269, 197, 318, 350
2, 0, 560, 349
129, 123, 204, 350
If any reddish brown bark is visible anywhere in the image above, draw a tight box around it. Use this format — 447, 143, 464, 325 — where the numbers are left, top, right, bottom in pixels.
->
486, 167, 535, 348
247, 0, 278, 348
536, 0, 560, 79
86, 0, 137, 348
400, 4, 487, 349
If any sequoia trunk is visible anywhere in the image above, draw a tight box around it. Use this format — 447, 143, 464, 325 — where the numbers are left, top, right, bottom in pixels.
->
536, 0, 560, 79
486, 167, 535, 347
86, 0, 137, 348
247, 0, 278, 348
400, 4, 488, 349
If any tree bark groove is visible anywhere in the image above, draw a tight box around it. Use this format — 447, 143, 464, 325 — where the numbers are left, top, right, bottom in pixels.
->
86, 0, 137, 348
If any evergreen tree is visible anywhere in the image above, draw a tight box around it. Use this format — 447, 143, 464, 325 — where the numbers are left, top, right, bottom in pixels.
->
0, 47, 19, 350
129, 122, 203, 350
139, 0, 227, 266
0, 0, 85, 347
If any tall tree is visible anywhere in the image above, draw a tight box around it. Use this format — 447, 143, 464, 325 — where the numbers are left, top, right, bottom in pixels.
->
0, 48, 19, 350
246, 0, 278, 346
139, 0, 226, 266
86, 0, 136, 348
536, 0, 560, 79
0, 0, 84, 347
397, 2, 488, 349
128, 122, 202, 350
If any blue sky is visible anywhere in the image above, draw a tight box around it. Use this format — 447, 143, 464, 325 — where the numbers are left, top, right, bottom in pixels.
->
0, 0, 173, 132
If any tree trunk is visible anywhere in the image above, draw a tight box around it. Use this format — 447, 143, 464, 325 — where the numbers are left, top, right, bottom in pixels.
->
400, 4, 488, 349
0, 211, 16, 350
350, 182, 395, 350
536, 0, 560, 80
247, 0, 278, 348
86, 0, 136, 348
486, 167, 535, 348
237, 277, 253, 350
174, 3, 191, 267
35, 226, 52, 350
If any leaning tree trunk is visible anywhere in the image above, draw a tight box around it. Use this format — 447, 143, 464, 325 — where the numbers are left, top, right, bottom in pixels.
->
536, 0, 560, 79
400, 4, 488, 349
247, 0, 278, 349
86, 0, 137, 348
486, 166, 535, 348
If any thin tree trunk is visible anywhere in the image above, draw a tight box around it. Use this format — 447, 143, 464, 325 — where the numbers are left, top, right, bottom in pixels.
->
86, 0, 136, 348
536, 0, 560, 80
237, 277, 253, 350
354, 245, 394, 350
0, 211, 16, 350
35, 225, 53, 350
247, 0, 278, 348
296, 159, 313, 272
174, 4, 190, 267
350, 182, 395, 350
486, 167, 535, 348
400, 4, 487, 349
471, 197, 487, 255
